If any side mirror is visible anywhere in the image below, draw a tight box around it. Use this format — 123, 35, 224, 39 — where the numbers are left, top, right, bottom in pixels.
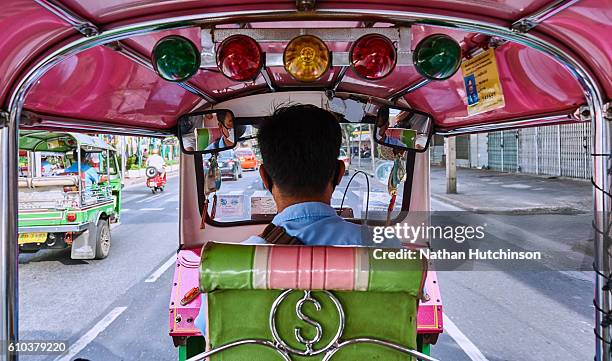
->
373, 106, 433, 152
177, 109, 237, 154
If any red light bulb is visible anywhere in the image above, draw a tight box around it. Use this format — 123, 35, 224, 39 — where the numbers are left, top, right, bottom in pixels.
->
350, 34, 397, 80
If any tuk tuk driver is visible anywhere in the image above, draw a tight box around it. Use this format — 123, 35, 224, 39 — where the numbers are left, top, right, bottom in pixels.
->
64, 150, 99, 188
195, 105, 398, 334
243, 104, 363, 246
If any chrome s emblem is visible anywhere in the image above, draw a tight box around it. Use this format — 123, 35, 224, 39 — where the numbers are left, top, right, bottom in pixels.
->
269, 290, 345, 356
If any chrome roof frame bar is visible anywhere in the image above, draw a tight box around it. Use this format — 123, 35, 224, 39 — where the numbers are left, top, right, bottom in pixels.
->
511, 0, 581, 33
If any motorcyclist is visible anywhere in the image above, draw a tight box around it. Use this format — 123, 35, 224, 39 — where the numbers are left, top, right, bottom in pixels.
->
146, 149, 165, 176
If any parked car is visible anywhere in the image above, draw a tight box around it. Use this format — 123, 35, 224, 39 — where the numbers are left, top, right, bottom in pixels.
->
205, 150, 242, 181
235, 148, 258, 170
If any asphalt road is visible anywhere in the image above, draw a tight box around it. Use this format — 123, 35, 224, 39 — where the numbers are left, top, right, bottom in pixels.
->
17, 170, 594, 360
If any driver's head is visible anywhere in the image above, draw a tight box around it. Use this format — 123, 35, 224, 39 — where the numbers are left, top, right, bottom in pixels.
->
257, 104, 344, 198
72, 149, 91, 165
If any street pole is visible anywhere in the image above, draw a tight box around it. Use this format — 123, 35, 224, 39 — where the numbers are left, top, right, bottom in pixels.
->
0, 114, 19, 361
369, 124, 375, 174
445, 136, 457, 194
120, 136, 126, 181
358, 127, 362, 168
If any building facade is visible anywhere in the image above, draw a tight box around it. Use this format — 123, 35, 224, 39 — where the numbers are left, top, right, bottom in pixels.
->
431, 122, 592, 179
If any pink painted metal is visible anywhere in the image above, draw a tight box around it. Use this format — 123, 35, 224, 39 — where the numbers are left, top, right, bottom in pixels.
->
169, 248, 203, 337
0, 0, 74, 105
417, 270, 443, 335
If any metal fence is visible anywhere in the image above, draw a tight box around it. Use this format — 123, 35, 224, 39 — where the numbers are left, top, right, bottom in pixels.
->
431, 122, 591, 179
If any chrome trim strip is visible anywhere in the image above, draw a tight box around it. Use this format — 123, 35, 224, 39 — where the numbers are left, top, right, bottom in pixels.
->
332, 66, 349, 91
18, 224, 88, 234
3, 7, 608, 361
21, 115, 172, 137
34, 0, 99, 36
511, 0, 581, 33
185, 339, 291, 361
388, 78, 430, 101
213, 27, 401, 42
260, 69, 276, 92
322, 338, 439, 361
0, 109, 18, 361
435, 111, 582, 136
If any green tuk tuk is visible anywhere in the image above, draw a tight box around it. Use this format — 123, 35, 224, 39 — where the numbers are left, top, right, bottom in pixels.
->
17, 131, 122, 260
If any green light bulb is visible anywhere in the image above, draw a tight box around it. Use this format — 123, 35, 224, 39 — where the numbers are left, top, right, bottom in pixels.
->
152, 35, 200, 82
413, 34, 462, 81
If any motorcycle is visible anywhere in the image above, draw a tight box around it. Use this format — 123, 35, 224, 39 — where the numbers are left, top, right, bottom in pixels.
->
146, 166, 166, 194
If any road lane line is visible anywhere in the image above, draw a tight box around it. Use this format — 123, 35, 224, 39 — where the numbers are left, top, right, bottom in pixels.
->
443, 314, 490, 361
145, 255, 176, 283
55, 306, 127, 361
136, 194, 163, 203
140, 207, 165, 211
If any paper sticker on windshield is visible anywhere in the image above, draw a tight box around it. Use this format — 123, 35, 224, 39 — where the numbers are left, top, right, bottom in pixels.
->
461, 48, 505, 116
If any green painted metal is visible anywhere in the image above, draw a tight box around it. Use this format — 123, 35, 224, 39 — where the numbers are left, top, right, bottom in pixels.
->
178, 345, 187, 361
421, 343, 431, 356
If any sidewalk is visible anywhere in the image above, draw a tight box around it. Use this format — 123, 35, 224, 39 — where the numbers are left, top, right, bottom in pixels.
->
430, 166, 591, 215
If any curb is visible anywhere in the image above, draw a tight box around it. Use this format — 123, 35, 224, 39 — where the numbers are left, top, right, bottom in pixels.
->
431, 193, 589, 215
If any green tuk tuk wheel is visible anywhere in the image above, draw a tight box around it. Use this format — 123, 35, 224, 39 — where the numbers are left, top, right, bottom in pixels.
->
94, 219, 111, 259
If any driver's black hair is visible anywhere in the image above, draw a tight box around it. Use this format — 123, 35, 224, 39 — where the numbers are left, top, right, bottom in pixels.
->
257, 104, 342, 195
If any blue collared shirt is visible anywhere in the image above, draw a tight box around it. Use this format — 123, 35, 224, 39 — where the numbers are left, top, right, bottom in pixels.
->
64, 163, 99, 187
244, 202, 363, 245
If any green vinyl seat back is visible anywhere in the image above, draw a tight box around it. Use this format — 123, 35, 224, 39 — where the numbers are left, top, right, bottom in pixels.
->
198, 243, 427, 361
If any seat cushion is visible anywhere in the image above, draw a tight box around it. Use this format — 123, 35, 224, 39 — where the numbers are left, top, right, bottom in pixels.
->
200, 243, 425, 296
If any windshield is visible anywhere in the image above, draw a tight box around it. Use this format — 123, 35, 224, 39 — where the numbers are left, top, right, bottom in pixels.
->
200, 123, 406, 223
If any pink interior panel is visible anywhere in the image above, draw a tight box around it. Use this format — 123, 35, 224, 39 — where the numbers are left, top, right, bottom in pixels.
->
24, 45, 201, 129
404, 42, 584, 129
0, 0, 74, 106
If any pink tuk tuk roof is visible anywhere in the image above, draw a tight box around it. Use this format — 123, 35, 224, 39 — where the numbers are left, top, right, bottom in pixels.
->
1, 0, 610, 133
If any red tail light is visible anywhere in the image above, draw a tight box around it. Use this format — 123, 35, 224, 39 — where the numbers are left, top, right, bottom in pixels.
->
63, 186, 78, 192
217, 35, 263, 81
66, 212, 77, 222
350, 34, 397, 80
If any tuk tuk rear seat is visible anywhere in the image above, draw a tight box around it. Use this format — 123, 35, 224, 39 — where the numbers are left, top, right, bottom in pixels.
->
169, 243, 440, 361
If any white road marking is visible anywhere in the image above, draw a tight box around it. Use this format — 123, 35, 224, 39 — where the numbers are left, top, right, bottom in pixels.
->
123, 194, 147, 203
54, 306, 127, 361
136, 194, 164, 203
139, 207, 165, 211
145, 255, 176, 283
443, 313, 490, 361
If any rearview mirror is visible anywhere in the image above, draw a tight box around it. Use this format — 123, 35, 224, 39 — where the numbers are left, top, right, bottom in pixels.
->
374, 106, 433, 152
178, 109, 237, 154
